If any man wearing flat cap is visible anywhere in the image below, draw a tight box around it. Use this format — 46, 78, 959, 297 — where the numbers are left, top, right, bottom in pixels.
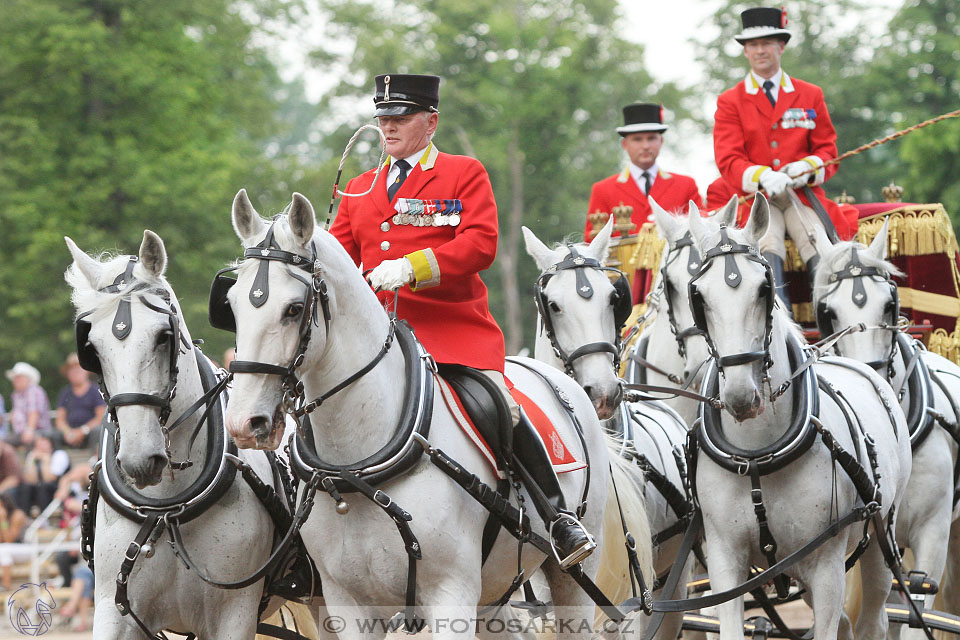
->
584, 102, 701, 241
331, 73, 597, 570
713, 6, 847, 312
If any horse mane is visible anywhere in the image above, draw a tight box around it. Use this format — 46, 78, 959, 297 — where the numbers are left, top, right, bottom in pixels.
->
66, 252, 170, 323
811, 239, 904, 305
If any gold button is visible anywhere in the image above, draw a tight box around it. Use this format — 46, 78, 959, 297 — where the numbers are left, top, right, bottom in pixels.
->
772, 159, 781, 167
381, 222, 390, 232
381, 241, 390, 251
771, 141, 778, 148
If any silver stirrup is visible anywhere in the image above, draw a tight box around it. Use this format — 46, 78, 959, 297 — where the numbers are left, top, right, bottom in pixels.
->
548, 514, 597, 571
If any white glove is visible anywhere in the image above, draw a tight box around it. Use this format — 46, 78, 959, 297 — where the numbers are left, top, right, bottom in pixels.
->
367, 258, 414, 291
759, 169, 791, 197
783, 160, 813, 188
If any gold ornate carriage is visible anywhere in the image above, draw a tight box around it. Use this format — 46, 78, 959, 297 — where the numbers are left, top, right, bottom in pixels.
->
586, 186, 960, 364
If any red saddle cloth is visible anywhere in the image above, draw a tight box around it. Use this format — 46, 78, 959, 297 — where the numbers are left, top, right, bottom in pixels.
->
436, 375, 587, 478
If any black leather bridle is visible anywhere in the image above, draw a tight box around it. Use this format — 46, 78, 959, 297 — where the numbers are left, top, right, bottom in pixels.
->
211, 219, 400, 422
816, 246, 902, 376
687, 224, 776, 377
660, 231, 706, 359
75, 257, 197, 469
534, 246, 631, 377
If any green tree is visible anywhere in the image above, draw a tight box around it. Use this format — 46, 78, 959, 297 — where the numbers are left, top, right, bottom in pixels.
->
862, 0, 960, 219
312, 0, 694, 352
0, 0, 323, 396
695, 0, 903, 204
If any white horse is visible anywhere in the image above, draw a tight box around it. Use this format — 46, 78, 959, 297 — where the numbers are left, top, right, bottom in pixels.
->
812, 221, 960, 638
687, 196, 912, 640
220, 190, 646, 640
522, 217, 693, 639
622, 198, 727, 427
65, 232, 305, 639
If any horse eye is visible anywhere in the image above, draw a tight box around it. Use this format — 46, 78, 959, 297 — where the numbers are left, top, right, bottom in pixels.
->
156, 331, 172, 346
548, 301, 561, 314
285, 303, 304, 319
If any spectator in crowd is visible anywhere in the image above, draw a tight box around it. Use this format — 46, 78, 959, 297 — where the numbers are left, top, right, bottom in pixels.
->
0, 395, 6, 432
15, 434, 70, 515
0, 493, 28, 590
0, 441, 21, 497
55, 353, 105, 451
53, 460, 93, 613
58, 564, 94, 631
5, 362, 51, 448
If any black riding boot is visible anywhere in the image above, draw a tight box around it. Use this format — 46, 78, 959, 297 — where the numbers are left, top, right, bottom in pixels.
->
512, 411, 596, 571
763, 252, 792, 318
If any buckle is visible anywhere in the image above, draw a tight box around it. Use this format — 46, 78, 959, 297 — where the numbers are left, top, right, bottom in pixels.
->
124, 541, 142, 562
373, 490, 392, 509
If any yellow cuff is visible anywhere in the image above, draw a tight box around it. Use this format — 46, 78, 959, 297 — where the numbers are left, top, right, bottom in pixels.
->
406, 249, 441, 290
802, 157, 820, 170
752, 166, 770, 183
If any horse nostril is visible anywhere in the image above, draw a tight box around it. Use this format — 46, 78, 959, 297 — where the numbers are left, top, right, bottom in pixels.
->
148, 454, 167, 472
249, 415, 271, 437
583, 385, 595, 399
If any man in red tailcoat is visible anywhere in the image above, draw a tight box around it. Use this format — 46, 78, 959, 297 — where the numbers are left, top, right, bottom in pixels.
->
584, 102, 701, 241
331, 73, 596, 570
714, 6, 844, 312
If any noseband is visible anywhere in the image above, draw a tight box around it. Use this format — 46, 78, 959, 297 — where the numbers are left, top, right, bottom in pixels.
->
688, 224, 776, 375
816, 246, 901, 375
534, 246, 631, 376
75, 257, 195, 469
661, 231, 706, 359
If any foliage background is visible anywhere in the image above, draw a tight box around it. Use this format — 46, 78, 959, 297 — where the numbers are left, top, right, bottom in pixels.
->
1, 0, 956, 403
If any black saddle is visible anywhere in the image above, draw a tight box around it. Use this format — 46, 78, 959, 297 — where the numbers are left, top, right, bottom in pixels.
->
437, 364, 514, 470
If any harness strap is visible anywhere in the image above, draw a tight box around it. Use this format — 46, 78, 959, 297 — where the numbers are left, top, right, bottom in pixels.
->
628, 352, 683, 385
609, 463, 651, 609
115, 513, 165, 638
334, 470, 422, 633
168, 469, 321, 590
622, 382, 723, 408
747, 461, 790, 600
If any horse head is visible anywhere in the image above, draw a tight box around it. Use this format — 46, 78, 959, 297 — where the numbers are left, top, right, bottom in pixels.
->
650, 197, 719, 385
65, 231, 191, 488
523, 216, 625, 419
812, 217, 902, 366
688, 195, 780, 422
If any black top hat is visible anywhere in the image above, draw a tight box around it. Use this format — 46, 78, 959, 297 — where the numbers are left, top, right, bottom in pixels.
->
616, 103, 668, 136
373, 74, 440, 116
734, 7, 792, 44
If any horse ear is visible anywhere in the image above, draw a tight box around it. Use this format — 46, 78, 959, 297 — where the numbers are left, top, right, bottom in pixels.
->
651, 197, 681, 242
812, 223, 833, 257
139, 230, 167, 277
688, 203, 711, 249
232, 189, 266, 243
64, 236, 102, 287
744, 194, 770, 245
717, 195, 739, 227
588, 216, 614, 263
288, 192, 316, 247
866, 217, 890, 261
522, 226, 556, 271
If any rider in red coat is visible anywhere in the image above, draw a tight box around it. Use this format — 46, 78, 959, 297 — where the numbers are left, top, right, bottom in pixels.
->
713, 7, 842, 313
330, 73, 596, 571
584, 103, 701, 241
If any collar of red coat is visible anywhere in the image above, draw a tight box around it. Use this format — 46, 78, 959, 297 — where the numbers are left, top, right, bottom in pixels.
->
616, 166, 672, 183
383, 142, 440, 171
743, 70, 796, 96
